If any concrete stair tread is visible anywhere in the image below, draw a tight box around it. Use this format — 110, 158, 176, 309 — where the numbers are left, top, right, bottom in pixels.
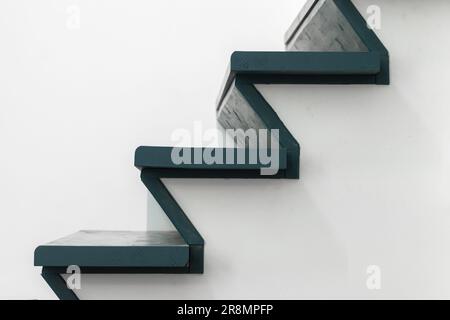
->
34, 230, 189, 268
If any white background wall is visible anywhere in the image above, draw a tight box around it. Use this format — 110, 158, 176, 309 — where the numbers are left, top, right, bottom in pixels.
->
1, 0, 450, 299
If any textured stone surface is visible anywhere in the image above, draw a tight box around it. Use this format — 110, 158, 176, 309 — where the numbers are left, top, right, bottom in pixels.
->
217, 81, 267, 148
287, 0, 367, 52
45, 230, 187, 247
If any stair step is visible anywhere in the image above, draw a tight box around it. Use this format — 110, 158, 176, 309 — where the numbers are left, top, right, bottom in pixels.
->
135, 146, 287, 172
217, 51, 382, 110
34, 230, 189, 268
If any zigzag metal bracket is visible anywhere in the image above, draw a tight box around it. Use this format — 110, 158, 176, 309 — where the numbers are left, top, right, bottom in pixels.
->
140, 0, 389, 277
140, 169, 205, 273
34, 0, 389, 300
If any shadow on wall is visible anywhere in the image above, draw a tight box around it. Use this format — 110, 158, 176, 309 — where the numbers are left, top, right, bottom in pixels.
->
255, 80, 448, 298
74, 177, 348, 300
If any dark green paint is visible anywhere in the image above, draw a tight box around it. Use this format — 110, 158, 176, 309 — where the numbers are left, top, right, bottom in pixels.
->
135, 146, 287, 171
217, 51, 383, 110
35, 246, 189, 268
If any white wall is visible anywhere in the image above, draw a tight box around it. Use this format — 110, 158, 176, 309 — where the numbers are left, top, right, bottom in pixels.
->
1, 0, 450, 299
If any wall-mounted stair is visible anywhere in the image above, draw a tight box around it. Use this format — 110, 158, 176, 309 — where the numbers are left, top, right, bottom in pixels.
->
34, 0, 389, 300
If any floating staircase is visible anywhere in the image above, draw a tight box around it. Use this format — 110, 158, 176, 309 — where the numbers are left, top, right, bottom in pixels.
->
34, 0, 389, 300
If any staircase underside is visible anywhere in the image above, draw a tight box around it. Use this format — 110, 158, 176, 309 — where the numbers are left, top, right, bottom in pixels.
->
35, 0, 389, 300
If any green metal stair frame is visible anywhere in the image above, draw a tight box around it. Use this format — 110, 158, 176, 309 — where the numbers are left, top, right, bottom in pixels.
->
34, 0, 389, 300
